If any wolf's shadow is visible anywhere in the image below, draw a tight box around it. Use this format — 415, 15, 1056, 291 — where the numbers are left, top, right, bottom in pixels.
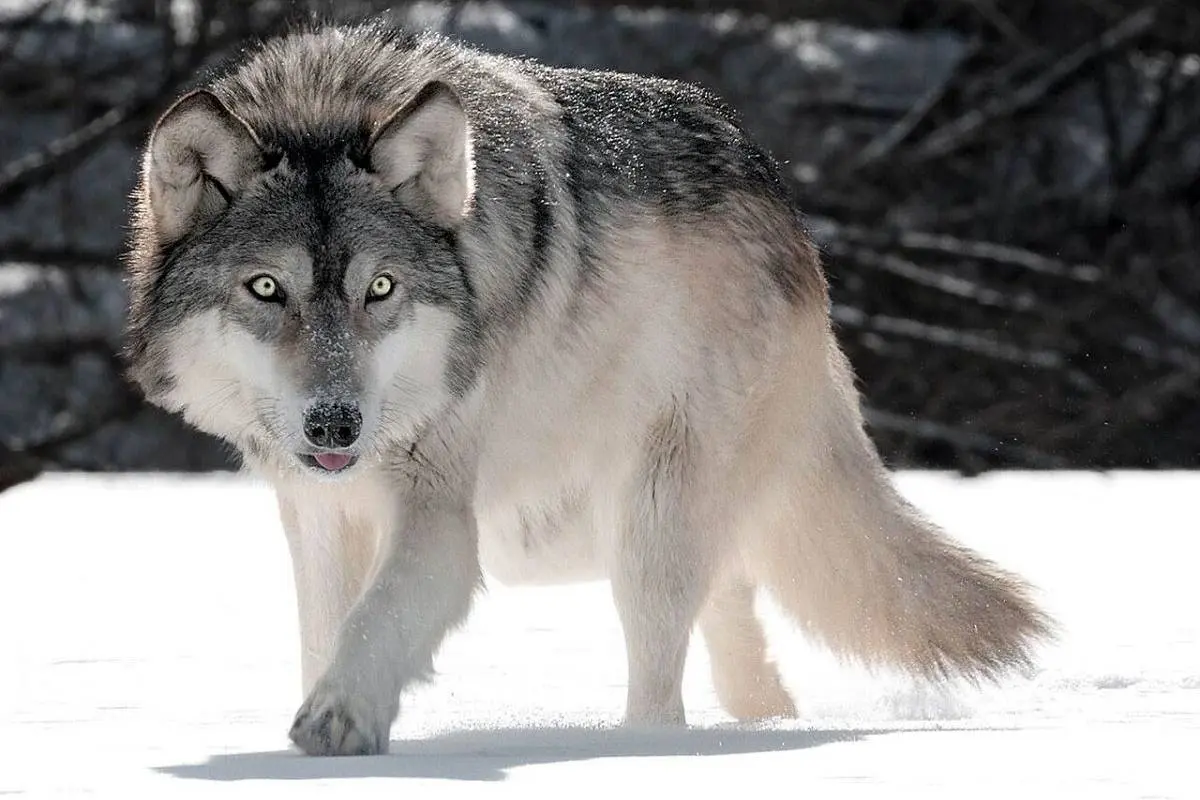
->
159, 724, 882, 782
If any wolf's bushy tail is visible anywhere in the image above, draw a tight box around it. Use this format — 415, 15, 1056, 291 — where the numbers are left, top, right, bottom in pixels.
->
743, 348, 1053, 682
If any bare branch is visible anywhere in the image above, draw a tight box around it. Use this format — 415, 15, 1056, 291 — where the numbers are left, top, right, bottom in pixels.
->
822, 240, 1040, 311
912, 7, 1159, 162
1113, 53, 1184, 190
864, 408, 1070, 468
813, 218, 1104, 282
0, 101, 142, 206
0, 245, 115, 269
832, 305, 1102, 393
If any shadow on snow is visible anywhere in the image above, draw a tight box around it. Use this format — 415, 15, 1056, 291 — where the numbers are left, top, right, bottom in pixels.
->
160, 724, 894, 782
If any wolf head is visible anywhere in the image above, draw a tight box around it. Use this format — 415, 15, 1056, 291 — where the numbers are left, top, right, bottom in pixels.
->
125, 81, 481, 478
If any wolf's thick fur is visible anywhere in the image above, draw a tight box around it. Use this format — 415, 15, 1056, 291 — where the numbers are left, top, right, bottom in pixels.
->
124, 22, 1052, 756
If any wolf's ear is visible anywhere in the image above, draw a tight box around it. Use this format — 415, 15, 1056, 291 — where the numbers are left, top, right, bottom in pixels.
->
368, 82, 475, 227
144, 90, 263, 242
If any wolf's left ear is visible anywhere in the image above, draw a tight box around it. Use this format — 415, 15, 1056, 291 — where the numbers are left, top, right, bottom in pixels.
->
144, 90, 264, 242
368, 82, 475, 227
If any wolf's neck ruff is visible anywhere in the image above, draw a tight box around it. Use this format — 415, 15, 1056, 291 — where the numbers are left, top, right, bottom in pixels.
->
122, 20, 1052, 757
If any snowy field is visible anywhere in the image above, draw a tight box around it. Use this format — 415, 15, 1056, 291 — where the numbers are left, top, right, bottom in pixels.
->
2, 472, 1197, 798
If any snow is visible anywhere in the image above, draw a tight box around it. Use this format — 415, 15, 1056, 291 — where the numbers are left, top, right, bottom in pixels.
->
2, 471, 1197, 797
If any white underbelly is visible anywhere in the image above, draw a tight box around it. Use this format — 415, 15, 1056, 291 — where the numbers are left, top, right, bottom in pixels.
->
475, 491, 605, 586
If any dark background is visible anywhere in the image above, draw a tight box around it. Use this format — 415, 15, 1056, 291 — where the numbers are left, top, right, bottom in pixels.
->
2, 0, 1198, 491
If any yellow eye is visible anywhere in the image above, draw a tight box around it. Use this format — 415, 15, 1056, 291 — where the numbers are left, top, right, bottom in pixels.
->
368, 274, 394, 301
248, 275, 280, 301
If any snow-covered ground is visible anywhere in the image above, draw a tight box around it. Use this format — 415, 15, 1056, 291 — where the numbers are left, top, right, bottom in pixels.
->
1, 472, 1197, 797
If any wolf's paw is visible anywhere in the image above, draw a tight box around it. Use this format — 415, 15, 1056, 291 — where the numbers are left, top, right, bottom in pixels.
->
722, 678, 798, 722
289, 681, 390, 756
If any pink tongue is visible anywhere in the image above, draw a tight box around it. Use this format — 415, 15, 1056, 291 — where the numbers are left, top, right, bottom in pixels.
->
313, 453, 352, 471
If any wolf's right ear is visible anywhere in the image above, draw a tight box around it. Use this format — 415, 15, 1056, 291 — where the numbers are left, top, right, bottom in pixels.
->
143, 90, 263, 242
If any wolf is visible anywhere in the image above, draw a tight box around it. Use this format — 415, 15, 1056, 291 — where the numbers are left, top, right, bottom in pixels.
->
123, 20, 1052, 756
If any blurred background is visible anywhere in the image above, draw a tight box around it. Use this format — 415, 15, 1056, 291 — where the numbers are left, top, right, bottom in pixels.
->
2, 0, 1198, 492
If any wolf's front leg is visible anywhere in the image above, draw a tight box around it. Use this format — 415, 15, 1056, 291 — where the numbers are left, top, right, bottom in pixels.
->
276, 492, 381, 696
288, 501, 480, 756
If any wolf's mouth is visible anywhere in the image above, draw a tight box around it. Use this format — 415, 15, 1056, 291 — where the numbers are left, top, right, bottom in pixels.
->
300, 453, 359, 473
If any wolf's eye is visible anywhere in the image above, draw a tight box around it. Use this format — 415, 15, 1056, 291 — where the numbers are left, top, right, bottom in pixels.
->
247, 275, 283, 302
367, 274, 394, 302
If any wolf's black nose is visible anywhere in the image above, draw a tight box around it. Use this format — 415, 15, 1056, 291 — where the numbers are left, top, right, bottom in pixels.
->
303, 402, 362, 449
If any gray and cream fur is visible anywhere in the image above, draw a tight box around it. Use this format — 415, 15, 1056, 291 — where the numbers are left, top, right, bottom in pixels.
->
124, 21, 1052, 756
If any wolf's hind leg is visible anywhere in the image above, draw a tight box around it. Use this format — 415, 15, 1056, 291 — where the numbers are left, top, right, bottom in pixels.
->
607, 403, 713, 727
699, 578, 796, 720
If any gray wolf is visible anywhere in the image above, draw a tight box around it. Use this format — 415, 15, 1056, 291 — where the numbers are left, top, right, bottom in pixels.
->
123, 21, 1052, 756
